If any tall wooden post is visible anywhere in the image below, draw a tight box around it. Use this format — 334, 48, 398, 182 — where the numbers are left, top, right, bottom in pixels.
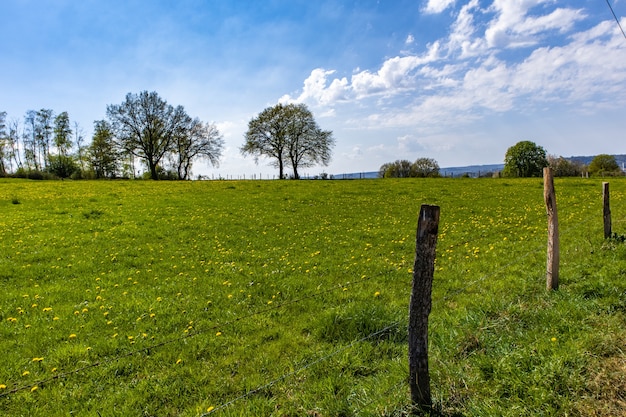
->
409, 205, 440, 411
543, 168, 559, 290
603, 182, 612, 239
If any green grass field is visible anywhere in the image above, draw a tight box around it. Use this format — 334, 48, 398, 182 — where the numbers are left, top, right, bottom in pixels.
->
0, 177, 624, 416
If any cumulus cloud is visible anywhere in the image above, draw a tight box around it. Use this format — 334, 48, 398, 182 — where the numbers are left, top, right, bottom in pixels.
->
485, 1, 586, 48
282, 1, 626, 135
423, 0, 456, 14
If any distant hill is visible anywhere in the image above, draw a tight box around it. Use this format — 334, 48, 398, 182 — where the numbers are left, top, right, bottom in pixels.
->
331, 154, 626, 179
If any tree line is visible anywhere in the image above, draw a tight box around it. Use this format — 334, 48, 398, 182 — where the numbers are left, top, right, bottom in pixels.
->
0, 92, 224, 180
0, 92, 335, 180
378, 141, 623, 179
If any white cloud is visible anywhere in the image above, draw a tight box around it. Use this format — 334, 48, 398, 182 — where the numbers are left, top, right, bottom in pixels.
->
423, 0, 456, 14
406, 34, 415, 45
485, 1, 586, 48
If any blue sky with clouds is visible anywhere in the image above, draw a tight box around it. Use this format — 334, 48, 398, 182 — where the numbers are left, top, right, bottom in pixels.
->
2, 0, 626, 177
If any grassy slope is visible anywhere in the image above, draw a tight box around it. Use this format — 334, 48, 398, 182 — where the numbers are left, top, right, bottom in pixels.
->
0, 178, 624, 416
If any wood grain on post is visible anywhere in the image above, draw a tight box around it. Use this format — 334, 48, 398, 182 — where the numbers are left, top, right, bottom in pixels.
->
408, 205, 440, 411
603, 182, 611, 239
543, 168, 559, 290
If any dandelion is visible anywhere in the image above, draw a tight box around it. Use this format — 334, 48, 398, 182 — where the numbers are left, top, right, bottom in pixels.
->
0, 384, 6, 389
32, 357, 44, 363
176, 359, 182, 364
51, 368, 57, 373
22, 371, 30, 377
207, 406, 215, 412
551, 337, 557, 342
68, 334, 77, 339
7, 317, 17, 323
42, 307, 52, 312
53, 317, 59, 321
215, 331, 222, 337
30, 386, 38, 393
374, 291, 381, 297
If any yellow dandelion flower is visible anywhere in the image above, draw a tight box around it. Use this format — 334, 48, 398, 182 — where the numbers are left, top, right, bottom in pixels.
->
374, 291, 381, 297
42, 307, 52, 312
22, 371, 30, 377
551, 337, 557, 342
32, 357, 44, 362
0, 384, 6, 389
51, 368, 57, 373
176, 359, 182, 364
53, 317, 59, 321
215, 331, 222, 337
68, 334, 77, 339
207, 406, 215, 412
30, 386, 38, 393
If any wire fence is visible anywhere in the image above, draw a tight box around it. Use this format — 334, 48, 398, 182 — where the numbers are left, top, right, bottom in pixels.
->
1, 183, 622, 414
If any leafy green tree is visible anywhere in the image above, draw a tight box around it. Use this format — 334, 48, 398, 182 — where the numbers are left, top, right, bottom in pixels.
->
53, 112, 73, 157
89, 120, 119, 179
35, 109, 54, 168
379, 160, 413, 178
588, 154, 620, 176
106, 91, 190, 180
503, 141, 548, 177
47, 155, 78, 178
413, 157, 440, 178
174, 119, 223, 180
242, 103, 334, 179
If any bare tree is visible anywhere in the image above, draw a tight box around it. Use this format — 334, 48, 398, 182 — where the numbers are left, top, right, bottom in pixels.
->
174, 119, 223, 180
107, 91, 191, 180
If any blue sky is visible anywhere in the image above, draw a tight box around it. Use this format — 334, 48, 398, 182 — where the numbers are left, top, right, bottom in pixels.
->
2, 0, 626, 177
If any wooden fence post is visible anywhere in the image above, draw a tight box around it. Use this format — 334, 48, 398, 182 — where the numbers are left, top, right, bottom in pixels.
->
543, 167, 559, 290
409, 204, 440, 412
603, 182, 612, 239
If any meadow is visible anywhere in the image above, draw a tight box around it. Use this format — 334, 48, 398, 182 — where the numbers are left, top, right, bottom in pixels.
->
0, 177, 624, 416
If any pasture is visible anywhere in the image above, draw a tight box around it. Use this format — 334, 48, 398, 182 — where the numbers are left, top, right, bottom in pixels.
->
0, 177, 625, 416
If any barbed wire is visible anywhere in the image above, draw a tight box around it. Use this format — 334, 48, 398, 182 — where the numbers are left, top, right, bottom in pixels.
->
199, 322, 401, 416
1, 200, 621, 411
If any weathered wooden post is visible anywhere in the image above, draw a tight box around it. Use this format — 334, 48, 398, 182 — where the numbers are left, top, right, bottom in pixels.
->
603, 182, 612, 239
543, 167, 559, 290
409, 204, 440, 412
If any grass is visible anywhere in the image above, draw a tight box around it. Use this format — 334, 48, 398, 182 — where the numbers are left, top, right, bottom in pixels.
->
0, 177, 624, 416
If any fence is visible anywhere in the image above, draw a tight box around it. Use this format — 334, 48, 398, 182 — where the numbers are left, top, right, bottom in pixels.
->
1, 174, 623, 415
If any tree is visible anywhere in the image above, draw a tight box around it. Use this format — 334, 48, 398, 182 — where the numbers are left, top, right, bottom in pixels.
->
547, 155, 585, 177
89, 120, 119, 179
0, 111, 6, 175
379, 160, 414, 178
284, 104, 334, 179
413, 157, 440, 178
503, 141, 548, 177
242, 103, 334, 179
174, 119, 224, 180
53, 112, 73, 157
106, 91, 190, 180
588, 154, 620, 176
379, 158, 440, 178
35, 109, 54, 168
